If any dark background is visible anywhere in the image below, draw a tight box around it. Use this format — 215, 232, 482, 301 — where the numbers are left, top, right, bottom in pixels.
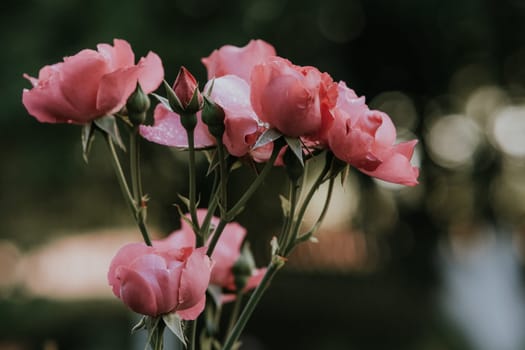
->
2, 0, 525, 349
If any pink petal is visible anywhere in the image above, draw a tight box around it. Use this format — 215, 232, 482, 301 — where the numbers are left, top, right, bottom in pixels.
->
157, 228, 196, 251
97, 39, 135, 70
96, 66, 141, 115
137, 52, 164, 94
360, 149, 419, 186
208, 222, 246, 286
22, 84, 79, 124
59, 49, 109, 118
202, 39, 276, 82
118, 266, 159, 316
139, 104, 215, 148
177, 295, 206, 320
178, 247, 212, 310
107, 242, 152, 297
371, 110, 397, 149
207, 75, 259, 156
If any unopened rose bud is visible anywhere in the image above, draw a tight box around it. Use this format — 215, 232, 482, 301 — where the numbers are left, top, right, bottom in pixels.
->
126, 84, 150, 125
172, 66, 203, 114
201, 95, 225, 139
232, 244, 256, 291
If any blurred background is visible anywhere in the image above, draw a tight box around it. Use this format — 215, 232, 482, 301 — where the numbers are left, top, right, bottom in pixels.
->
3, 0, 525, 349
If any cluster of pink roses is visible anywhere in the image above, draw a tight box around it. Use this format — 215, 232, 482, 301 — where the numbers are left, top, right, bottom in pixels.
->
21, 38, 419, 323
23, 38, 418, 186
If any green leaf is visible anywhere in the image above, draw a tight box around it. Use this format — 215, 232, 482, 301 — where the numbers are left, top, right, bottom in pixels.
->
270, 236, 279, 256
284, 137, 304, 167
279, 194, 290, 217
94, 115, 126, 151
81, 122, 95, 163
151, 93, 172, 112
177, 194, 191, 211
162, 313, 186, 347
253, 128, 282, 149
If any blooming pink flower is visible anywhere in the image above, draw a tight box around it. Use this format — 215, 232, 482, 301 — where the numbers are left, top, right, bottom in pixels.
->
327, 82, 419, 185
22, 39, 164, 124
108, 241, 212, 319
250, 56, 338, 138
202, 40, 276, 82
162, 209, 266, 300
205, 75, 261, 157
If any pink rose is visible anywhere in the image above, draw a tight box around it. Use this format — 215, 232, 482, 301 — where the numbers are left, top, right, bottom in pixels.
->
108, 241, 212, 319
205, 75, 261, 157
202, 39, 276, 82
22, 39, 164, 124
250, 56, 338, 138
327, 82, 419, 185
162, 209, 266, 299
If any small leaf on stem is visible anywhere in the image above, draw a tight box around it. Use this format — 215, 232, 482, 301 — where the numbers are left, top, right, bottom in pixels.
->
162, 313, 187, 347
94, 115, 126, 151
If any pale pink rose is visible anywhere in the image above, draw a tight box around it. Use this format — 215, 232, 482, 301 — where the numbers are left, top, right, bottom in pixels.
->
250, 56, 338, 138
107, 242, 212, 319
205, 75, 261, 157
202, 40, 276, 82
162, 209, 266, 299
139, 104, 215, 149
22, 39, 164, 124
327, 82, 419, 186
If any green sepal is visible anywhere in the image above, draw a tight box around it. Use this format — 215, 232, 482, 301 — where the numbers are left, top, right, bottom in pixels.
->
163, 80, 184, 113
130, 316, 147, 334
151, 93, 172, 112
162, 312, 187, 347
253, 128, 282, 149
81, 122, 95, 163
94, 115, 126, 151
284, 137, 304, 167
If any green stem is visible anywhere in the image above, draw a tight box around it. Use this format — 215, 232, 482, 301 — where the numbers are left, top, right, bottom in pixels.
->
226, 142, 282, 221
104, 133, 152, 246
186, 130, 202, 242
225, 293, 243, 340
216, 141, 229, 218
187, 319, 197, 350
294, 176, 335, 246
278, 179, 300, 252
206, 219, 227, 256
285, 154, 332, 254
221, 257, 285, 350
129, 126, 141, 203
